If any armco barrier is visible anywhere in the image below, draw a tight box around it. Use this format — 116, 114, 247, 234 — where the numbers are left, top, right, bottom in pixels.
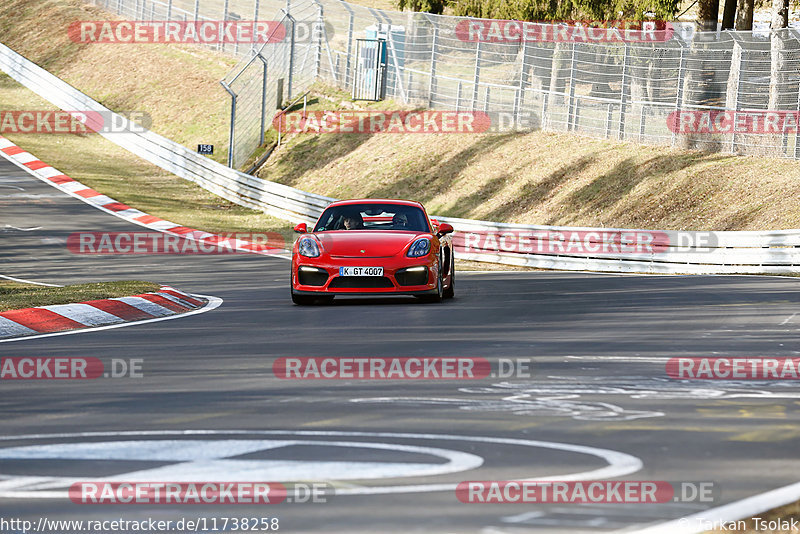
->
2, 43, 800, 274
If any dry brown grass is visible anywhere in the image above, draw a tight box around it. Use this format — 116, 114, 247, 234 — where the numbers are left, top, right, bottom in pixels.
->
0, 0, 235, 164
260, 102, 800, 231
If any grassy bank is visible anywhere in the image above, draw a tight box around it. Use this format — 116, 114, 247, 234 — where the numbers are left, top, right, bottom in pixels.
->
260, 86, 800, 232
0, 280, 160, 312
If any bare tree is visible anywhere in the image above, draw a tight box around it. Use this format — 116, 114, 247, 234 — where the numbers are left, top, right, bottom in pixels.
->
698, 0, 721, 30
735, 0, 754, 30
768, 0, 789, 109
721, 0, 737, 29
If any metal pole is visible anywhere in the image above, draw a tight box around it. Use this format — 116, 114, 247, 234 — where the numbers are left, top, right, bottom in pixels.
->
258, 54, 268, 146
428, 21, 438, 107
166, 0, 173, 20
253, 0, 259, 21
618, 43, 630, 140
672, 43, 688, 146
220, 81, 237, 168
288, 13, 295, 99
567, 43, 577, 131
472, 40, 481, 110
315, 2, 323, 79
345, 6, 354, 88
515, 39, 528, 121
220, 0, 229, 53
605, 103, 613, 138
193, 0, 199, 20
795, 87, 800, 159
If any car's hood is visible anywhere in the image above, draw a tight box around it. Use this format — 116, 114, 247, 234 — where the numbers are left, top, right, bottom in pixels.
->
315, 231, 427, 258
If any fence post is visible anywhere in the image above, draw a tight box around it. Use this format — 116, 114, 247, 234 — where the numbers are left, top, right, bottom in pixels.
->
795, 87, 800, 158
166, 0, 172, 20
567, 43, 577, 130
381, 13, 408, 104
725, 39, 743, 153
671, 41, 688, 146
472, 40, 482, 110
219, 0, 229, 52
315, 2, 323, 79
455, 81, 462, 111
258, 54, 268, 146
541, 93, 549, 129
618, 43, 631, 140
428, 22, 438, 108
193, 0, 199, 20
337, 0, 354, 89
253, 0, 259, 21
605, 103, 613, 138
639, 106, 647, 140
220, 81, 237, 168
515, 39, 529, 123
284, 11, 296, 100
483, 86, 490, 112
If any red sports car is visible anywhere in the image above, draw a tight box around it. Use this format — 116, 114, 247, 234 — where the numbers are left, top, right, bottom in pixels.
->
291, 199, 455, 304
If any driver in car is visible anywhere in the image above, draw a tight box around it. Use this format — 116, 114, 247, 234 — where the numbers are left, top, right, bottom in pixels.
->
343, 213, 364, 230
392, 213, 409, 229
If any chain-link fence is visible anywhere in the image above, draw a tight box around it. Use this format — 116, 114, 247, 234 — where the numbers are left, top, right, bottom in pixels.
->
88, 0, 800, 168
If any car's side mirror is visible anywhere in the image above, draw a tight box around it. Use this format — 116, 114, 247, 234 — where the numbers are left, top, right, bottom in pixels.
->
293, 223, 307, 233
437, 223, 454, 235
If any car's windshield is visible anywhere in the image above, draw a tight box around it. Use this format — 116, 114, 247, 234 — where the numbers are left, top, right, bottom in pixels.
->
314, 203, 430, 232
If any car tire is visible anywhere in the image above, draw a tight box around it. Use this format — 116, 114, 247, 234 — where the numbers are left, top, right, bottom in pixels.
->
418, 262, 443, 303
443, 248, 455, 299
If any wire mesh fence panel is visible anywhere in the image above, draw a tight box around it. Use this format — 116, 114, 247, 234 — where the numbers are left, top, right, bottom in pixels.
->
87, 0, 800, 166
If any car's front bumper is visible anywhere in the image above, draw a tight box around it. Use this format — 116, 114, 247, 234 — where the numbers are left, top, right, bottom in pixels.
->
292, 256, 438, 295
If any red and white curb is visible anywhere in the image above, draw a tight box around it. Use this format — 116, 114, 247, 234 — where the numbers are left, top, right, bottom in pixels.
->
0, 135, 289, 258
0, 286, 220, 342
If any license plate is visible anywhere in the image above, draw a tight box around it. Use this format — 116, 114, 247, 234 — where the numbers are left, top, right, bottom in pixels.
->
339, 266, 383, 276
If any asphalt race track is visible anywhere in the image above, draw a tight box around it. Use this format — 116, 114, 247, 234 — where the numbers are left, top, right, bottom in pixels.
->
2, 156, 800, 533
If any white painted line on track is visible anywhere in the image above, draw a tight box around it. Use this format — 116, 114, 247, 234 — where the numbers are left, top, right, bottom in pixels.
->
629, 479, 800, 533
0, 294, 222, 344
0, 274, 61, 287
0, 429, 642, 499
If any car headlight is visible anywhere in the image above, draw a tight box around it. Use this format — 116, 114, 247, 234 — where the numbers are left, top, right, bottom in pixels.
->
406, 238, 431, 258
298, 236, 321, 258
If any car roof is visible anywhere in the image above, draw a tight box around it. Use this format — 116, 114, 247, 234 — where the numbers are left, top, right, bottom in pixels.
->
326, 199, 425, 209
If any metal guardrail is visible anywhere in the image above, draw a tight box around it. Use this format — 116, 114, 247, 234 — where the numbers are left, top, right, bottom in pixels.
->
3, 42, 800, 274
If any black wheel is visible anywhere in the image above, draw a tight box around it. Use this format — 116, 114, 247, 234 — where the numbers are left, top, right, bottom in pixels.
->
291, 290, 316, 305
418, 261, 443, 303
443, 248, 455, 299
